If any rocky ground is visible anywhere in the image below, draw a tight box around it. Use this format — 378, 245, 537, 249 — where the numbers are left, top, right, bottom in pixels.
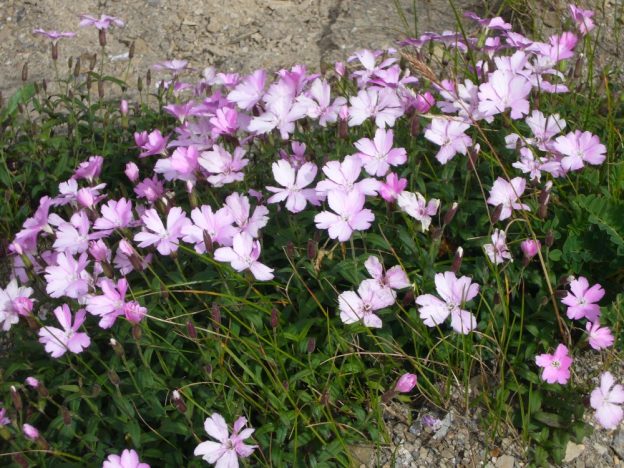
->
1, 0, 623, 466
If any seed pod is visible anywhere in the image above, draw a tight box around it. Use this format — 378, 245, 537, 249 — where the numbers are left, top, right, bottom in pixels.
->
99, 29, 107, 47
91, 384, 102, 397
98, 80, 104, 99
430, 226, 442, 240
270, 308, 279, 329
491, 204, 503, 224
146, 69, 152, 87
410, 113, 420, 136
51, 42, 58, 61
42, 79, 47, 92
73, 57, 81, 77
306, 239, 317, 260
402, 290, 415, 307
110, 338, 124, 357
186, 321, 197, 339
62, 406, 71, 425
34, 81, 40, 94
282, 380, 289, 391
306, 337, 316, 353
320, 390, 329, 405
67, 56, 73, 70
545, 230, 554, 247
285, 241, 295, 259
88, 53, 97, 71
132, 324, 142, 340
21, 63, 28, 82
137, 76, 143, 92
211, 303, 221, 329
0, 91, 3, 108
129, 41, 135, 59
108, 369, 120, 386
338, 118, 348, 139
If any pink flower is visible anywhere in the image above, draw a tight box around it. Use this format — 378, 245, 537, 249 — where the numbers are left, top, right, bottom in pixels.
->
23, 423, 40, 440
316, 156, 380, 197
14, 196, 53, 251
353, 128, 407, 177
248, 94, 306, 140
0, 408, 10, 426
535, 344, 572, 384
182, 205, 237, 252
552, 130, 606, 172
136, 130, 169, 158
38, 304, 91, 358
134, 207, 191, 256
590, 372, 624, 429
79, 14, 124, 30
32, 29, 76, 43
314, 190, 374, 242
86, 278, 129, 329
397, 191, 440, 232
224, 193, 269, 238
198, 145, 249, 187
395, 373, 417, 393
379, 173, 407, 202
44, 252, 91, 299
562, 276, 605, 321
194, 413, 257, 466
73, 155, 103, 182
338, 280, 394, 328
214, 232, 274, 281
153, 59, 189, 75
25, 377, 40, 388
293, 78, 347, 126
227, 69, 266, 111
569, 5, 595, 34
586, 321, 614, 350
52, 211, 93, 254
125, 162, 139, 183
486, 177, 530, 221
478, 70, 532, 120
363, 256, 410, 294
0, 279, 34, 331
415, 271, 480, 334
94, 198, 135, 232
348, 87, 403, 128
424, 118, 472, 164
520, 239, 541, 261
134, 176, 165, 203
124, 302, 147, 325
103, 448, 150, 468
266, 160, 318, 213
484, 228, 512, 265
209, 107, 242, 138
154, 146, 200, 183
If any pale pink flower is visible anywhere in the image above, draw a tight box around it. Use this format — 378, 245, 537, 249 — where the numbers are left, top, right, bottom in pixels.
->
361, 255, 409, 303
134, 176, 165, 203
248, 94, 306, 139
86, 278, 129, 329
266, 160, 318, 213
182, 205, 237, 252
94, 198, 134, 232
154, 146, 200, 183
415, 271, 480, 334
125, 162, 140, 183
32, 29, 76, 43
23, 423, 40, 440
73, 155, 103, 182
124, 301, 147, 325
79, 14, 124, 30
348, 87, 403, 128
379, 173, 407, 202
194, 413, 257, 466
552, 130, 606, 172
524, 110, 566, 151
354, 128, 406, 177
424, 118, 472, 164
214, 232, 274, 281
520, 239, 541, 261
535, 344, 573, 384
338, 280, 395, 328
590, 372, 624, 429
314, 190, 374, 242
134, 207, 191, 256
484, 228, 513, 265
478, 70, 532, 120
103, 448, 150, 468
0, 278, 34, 331
569, 5, 595, 34
348, 49, 397, 86
209, 107, 243, 138
397, 191, 440, 232
25, 377, 40, 388
293, 78, 347, 126
562, 276, 604, 321
53, 211, 93, 254
586, 321, 614, 350
395, 373, 417, 393
38, 304, 91, 358
228, 69, 266, 111
224, 193, 269, 238
44, 252, 91, 299
486, 177, 530, 221
315, 156, 381, 197
14, 196, 53, 251
153, 59, 189, 75
198, 145, 249, 187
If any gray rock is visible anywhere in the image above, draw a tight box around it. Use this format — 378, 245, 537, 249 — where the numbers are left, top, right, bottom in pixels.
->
563, 441, 585, 463
495, 454, 515, 468
613, 428, 624, 459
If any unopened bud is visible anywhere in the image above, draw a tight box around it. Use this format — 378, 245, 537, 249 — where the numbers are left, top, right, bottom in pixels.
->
51, 42, 58, 61
22, 423, 39, 441
91, 384, 102, 397
338, 118, 348, 139
129, 41, 135, 59
99, 29, 107, 47
306, 337, 316, 353
211, 303, 221, 329
402, 290, 415, 307
467, 146, 479, 170
146, 69, 152, 87
62, 406, 71, 425
137, 76, 143, 92
120, 99, 129, 116
451, 246, 463, 273
13, 454, 28, 468
491, 204, 503, 224
172, 390, 187, 413
108, 369, 120, 386
395, 373, 417, 393
186, 321, 197, 339
202, 231, 213, 254
285, 241, 295, 259
88, 53, 97, 71
98, 80, 104, 99
520, 239, 541, 266
132, 324, 142, 340
11, 386, 22, 411
110, 338, 124, 357
410, 113, 420, 137
270, 308, 279, 329
545, 230, 554, 247
443, 202, 458, 226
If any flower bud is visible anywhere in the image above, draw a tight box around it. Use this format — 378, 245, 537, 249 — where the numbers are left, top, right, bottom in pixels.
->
270, 308, 279, 329
22, 423, 39, 441
172, 390, 187, 413
25, 377, 40, 389
410, 113, 420, 137
13, 297, 34, 317
99, 29, 107, 47
120, 99, 129, 116
110, 338, 124, 357
395, 373, 417, 393
124, 301, 147, 325
491, 204, 503, 224
402, 290, 415, 307
545, 230, 554, 247
334, 61, 346, 77
62, 406, 72, 425
443, 202, 458, 226
98, 80, 105, 99
306, 337, 316, 353
451, 246, 463, 274
186, 320, 197, 339
21, 63, 28, 82
211, 303, 221, 329
202, 231, 213, 254
11, 386, 22, 412
128, 41, 135, 60
306, 239, 317, 260
285, 241, 296, 259
76, 188, 96, 208
520, 239, 541, 265
108, 369, 120, 386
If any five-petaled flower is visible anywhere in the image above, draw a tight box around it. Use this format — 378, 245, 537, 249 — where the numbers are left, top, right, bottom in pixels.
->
535, 344, 572, 384
194, 413, 257, 466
